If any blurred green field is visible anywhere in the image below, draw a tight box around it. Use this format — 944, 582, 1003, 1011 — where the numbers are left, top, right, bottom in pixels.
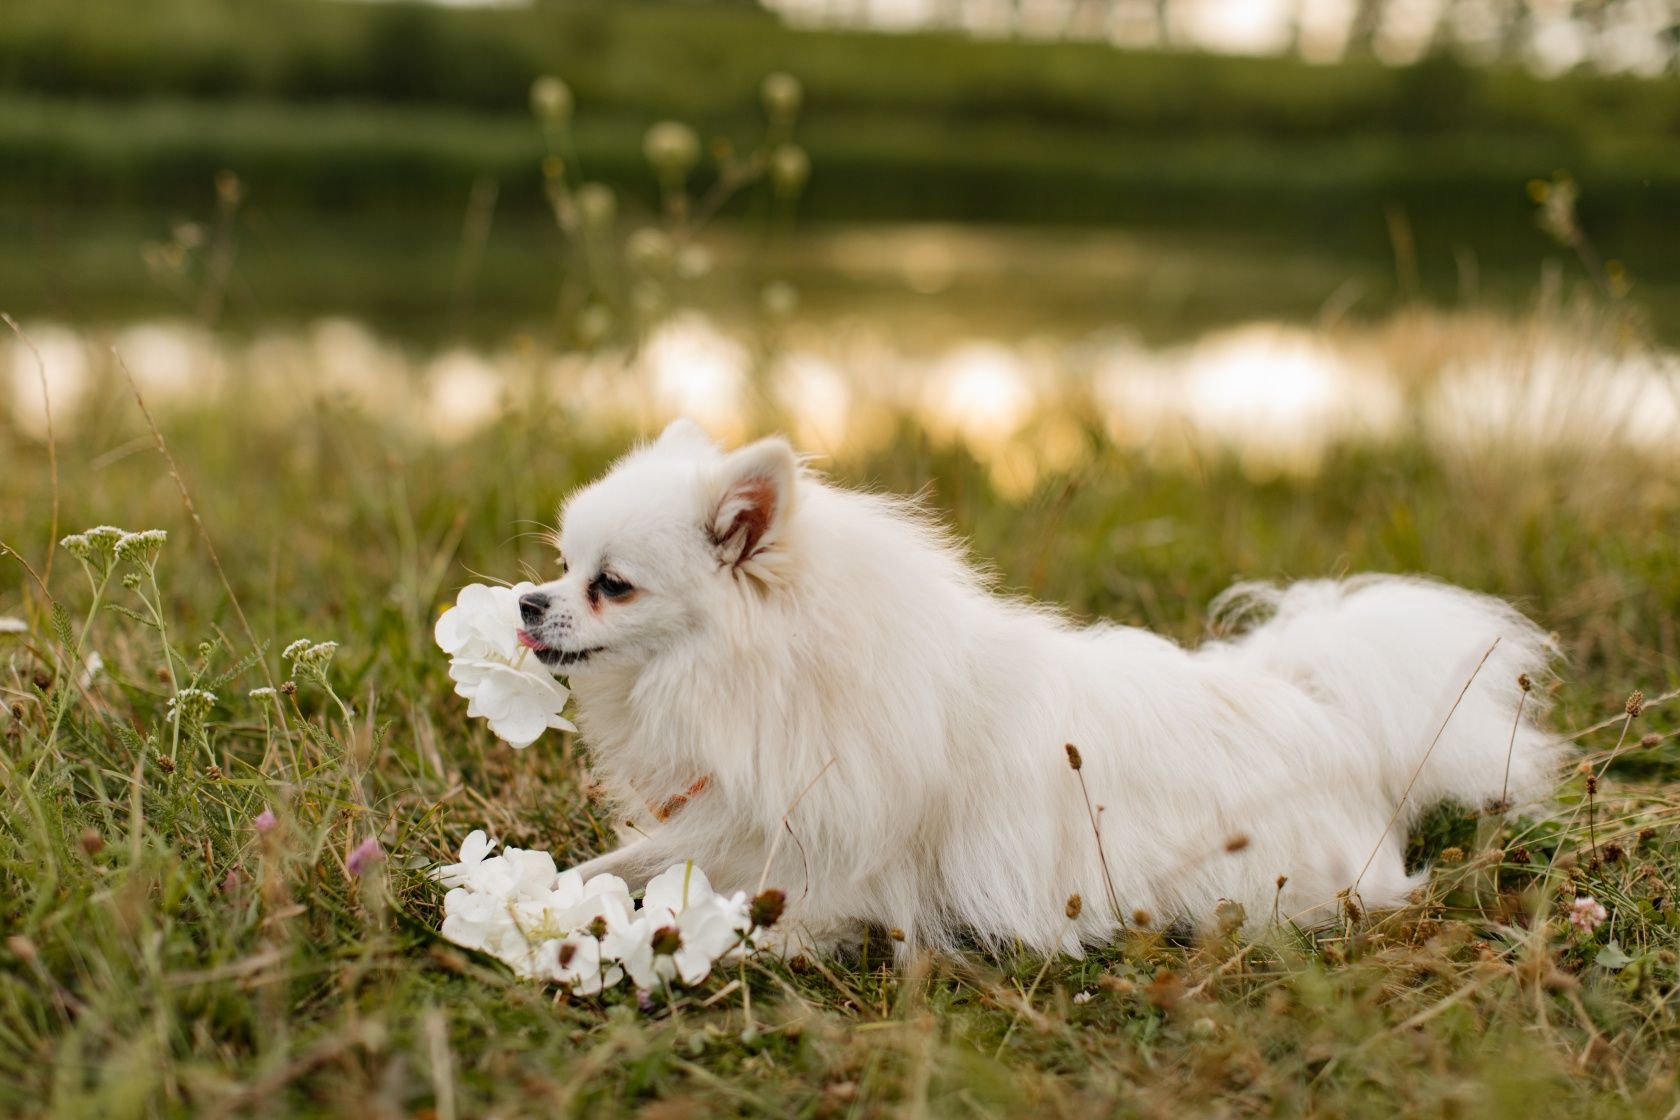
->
4, 0, 1679, 279
1, 332, 1678, 1115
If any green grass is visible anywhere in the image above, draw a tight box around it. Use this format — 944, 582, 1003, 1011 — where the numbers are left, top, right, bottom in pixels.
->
1, 343, 1677, 1116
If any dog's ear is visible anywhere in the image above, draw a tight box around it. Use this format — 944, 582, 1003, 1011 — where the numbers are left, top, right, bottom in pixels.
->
709, 436, 797, 570
655, 417, 716, 455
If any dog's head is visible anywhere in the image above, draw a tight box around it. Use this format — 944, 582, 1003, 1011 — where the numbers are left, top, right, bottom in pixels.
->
516, 419, 800, 675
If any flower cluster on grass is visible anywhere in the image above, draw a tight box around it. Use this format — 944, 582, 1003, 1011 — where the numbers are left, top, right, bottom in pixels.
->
435, 830, 781, 995
434, 583, 574, 748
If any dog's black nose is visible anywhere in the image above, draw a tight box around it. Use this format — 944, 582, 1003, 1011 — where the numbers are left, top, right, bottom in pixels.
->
518, 592, 550, 626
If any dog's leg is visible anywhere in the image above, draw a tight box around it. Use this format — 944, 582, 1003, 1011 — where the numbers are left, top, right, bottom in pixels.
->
569, 837, 680, 887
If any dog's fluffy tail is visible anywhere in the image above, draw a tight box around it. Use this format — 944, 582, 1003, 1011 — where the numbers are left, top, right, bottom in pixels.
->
1211, 575, 1565, 821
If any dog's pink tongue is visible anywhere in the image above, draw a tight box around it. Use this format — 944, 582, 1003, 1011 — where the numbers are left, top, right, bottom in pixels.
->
516, 629, 545, 651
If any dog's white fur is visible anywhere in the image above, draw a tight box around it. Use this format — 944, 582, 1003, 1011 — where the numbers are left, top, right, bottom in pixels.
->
521, 419, 1562, 955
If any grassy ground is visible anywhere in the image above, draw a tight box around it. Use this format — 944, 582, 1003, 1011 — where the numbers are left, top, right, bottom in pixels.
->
1, 346, 1678, 1117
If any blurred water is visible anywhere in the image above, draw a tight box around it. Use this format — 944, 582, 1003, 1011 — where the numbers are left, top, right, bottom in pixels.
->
8, 307, 1677, 497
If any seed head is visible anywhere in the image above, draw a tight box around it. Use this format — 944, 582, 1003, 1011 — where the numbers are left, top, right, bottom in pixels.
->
1640, 733, 1660, 749
529, 75, 572, 126
1224, 834, 1250, 854
1065, 893, 1083, 920
1625, 690, 1644, 718
79, 828, 104, 855
1440, 847, 1464, 864
761, 71, 803, 123
749, 888, 786, 930
203, 763, 223, 782
280, 681, 297, 696
1131, 908, 1153, 928
556, 940, 578, 968
1064, 744, 1083, 771
156, 753, 175, 773
1517, 673, 1532, 693
1585, 775, 1598, 796
650, 925, 682, 956
889, 927, 906, 942
769, 144, 811, 199
643, 121, 701, 181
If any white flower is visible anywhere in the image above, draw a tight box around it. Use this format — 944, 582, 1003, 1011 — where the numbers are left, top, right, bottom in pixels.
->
0, 616, 27, 635
1073, 990, 1094, 1005
436, 582, 576, 747
439, 887, 507, 953
433, 829, 498, 889
434, 834, 764, 995
434, 582, 533, 662
448, 654, 574, 747
78, 651, 104, 690
536, 934, 622, 994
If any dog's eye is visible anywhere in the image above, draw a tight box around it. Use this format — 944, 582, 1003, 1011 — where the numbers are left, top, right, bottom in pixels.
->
592, 573, 634, 601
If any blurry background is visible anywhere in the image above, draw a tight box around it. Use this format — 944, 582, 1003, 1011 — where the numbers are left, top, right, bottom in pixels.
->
2, 0, 1678, 489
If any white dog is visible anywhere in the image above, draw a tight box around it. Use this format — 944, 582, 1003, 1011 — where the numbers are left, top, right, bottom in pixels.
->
515, 419, 1562, 955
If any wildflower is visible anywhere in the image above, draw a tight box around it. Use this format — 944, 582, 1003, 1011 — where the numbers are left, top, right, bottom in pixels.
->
203, 763, 223, 781
114, 529, 167, 566
761, 72, 803, 123
252, 809, 277, 833
1568, 896, 1607, 936
1072, 990, 1094, 1005
0, 617, 26, 635
280, 681, 297, 696
77, 651, 103, 690
1625, 690, 1644, 718
283, 639, 339, 682
643, 121, 700, 182
59, 533, 93, 561
529, 75, 572, 126
347, 836, 384, 876
166, 687, 217, 729
83, 526, 125, 561
249, 687, 277, 700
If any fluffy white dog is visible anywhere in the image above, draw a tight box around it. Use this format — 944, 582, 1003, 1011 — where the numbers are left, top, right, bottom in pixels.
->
515, 419, 1562, 955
